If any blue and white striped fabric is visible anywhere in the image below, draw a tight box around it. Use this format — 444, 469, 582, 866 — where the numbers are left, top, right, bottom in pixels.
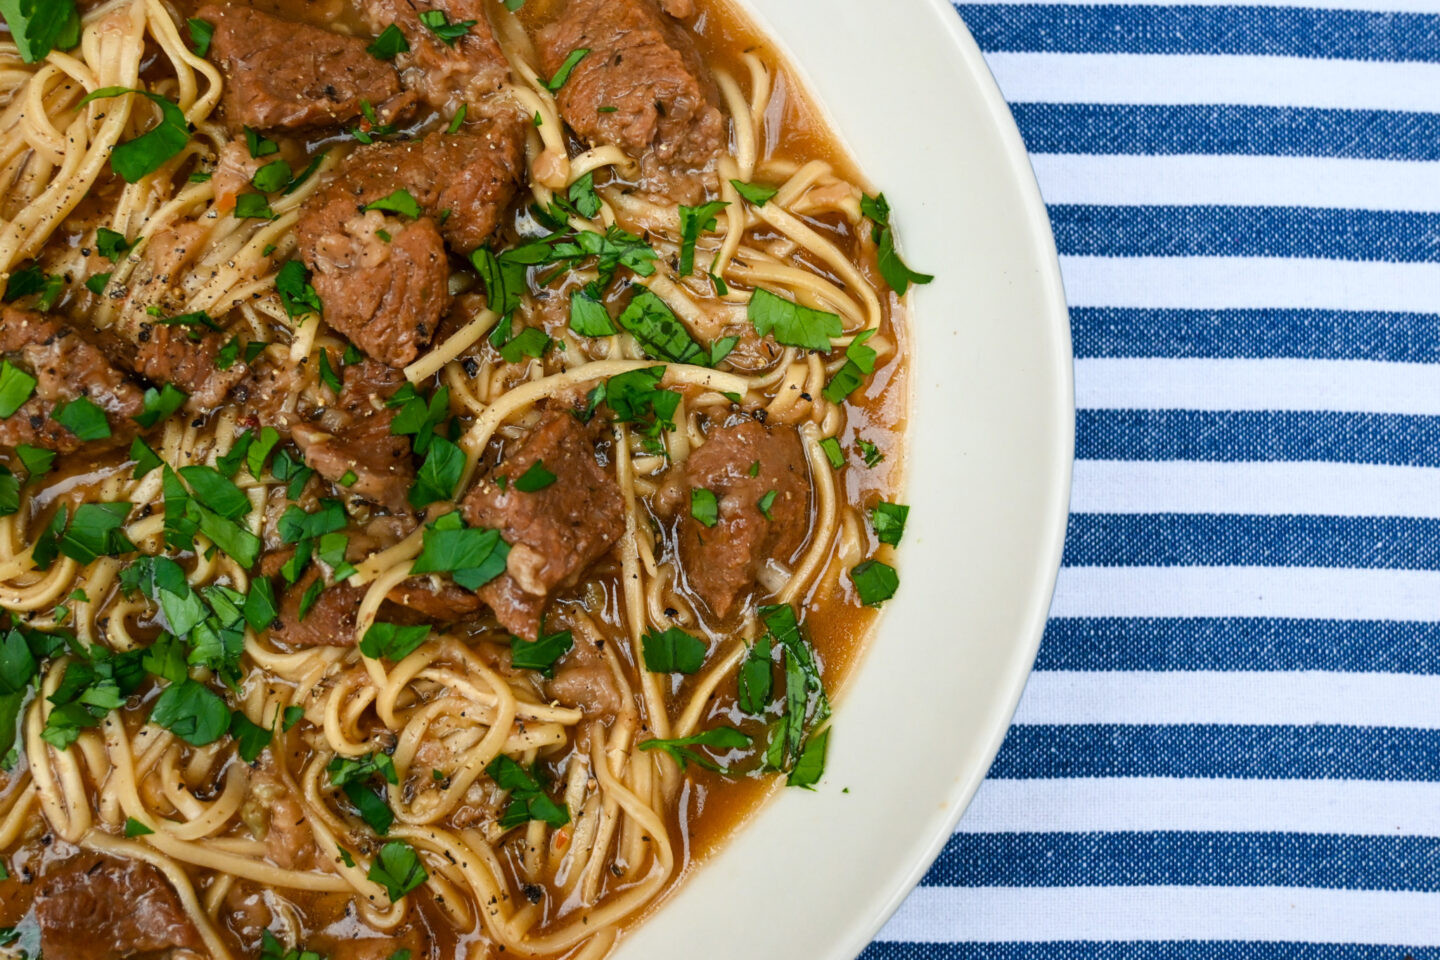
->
862, 2, 1440, 956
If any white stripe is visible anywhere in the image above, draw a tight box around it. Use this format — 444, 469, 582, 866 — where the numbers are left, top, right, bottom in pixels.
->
878, 886, 1440, 943
1011, 670, 1440, 728
960, 777, 1440, 836
1050, 566, 1440, 620
988, 51, 1440, 113
1071, 460, 1440, 518
965, 0, 1440, 11
1076, 357, 1440, 414
1061, 255, 1440, 313
1031, 154, 1440, 213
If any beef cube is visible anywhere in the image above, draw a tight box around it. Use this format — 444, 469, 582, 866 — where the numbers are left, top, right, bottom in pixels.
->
537, 0, 725, 203
292, 359, 414, 512
35, 853, 203, 960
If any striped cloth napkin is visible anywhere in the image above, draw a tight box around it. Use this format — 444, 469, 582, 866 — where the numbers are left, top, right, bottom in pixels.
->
863, 1, 1440, 956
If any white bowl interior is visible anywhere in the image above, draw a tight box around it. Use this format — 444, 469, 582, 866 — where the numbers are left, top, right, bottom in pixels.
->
620, 0, 1074, 956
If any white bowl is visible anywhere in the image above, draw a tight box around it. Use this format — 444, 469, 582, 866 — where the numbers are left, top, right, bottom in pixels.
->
622, 0, 1073, 955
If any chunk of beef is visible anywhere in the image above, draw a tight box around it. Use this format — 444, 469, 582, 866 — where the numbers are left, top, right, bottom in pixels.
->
358, 0, 511, 114
248, 765, 325, 872
546, 637, 622, 718
130, 322, 246, 411
0, 308, 144, 452
298, 208, 450, 368
301, 124, 523, 256
537, 0, 724, 203
663, 420, 812, 618
35, 852, 203, 960
461, 411, 624, 638
201, 4, 414, 132
266, 565, 370, 648
292, 359, 414, 511
388, 576, 485, 620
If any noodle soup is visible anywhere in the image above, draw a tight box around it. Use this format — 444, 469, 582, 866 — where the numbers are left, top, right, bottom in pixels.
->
0, 0, 919, 956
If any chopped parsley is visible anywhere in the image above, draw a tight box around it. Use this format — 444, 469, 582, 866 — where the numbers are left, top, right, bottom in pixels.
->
568, 172, 602, 219
487, 754, 570, 829
365, 189, 422, 220
690, 488, 718, 527
871, 502, 909, 546
359, 622, 432, 662
0, 361, 36, 418
123, 817, 153, 838
757, 489, 777, 520
244, 126, 279, 158
569, 291, 617, 337
642, 626, 706, 674
856, 437, 883, 467
749, 288, 843, 351
638, 727, 751, 774
513, 459, 556, 493
616, 289, 708, 365
862, 192, 933, 295
16, 444, 54, 482
822, 329, 878, 403
78, 87, 190, 183
410, 436, 465, 509
4, 264, 63, 309
251, 159, 291, 194
368, 841, 428, 901
85, 272, 111, 296
59, 502, 134, 564
546, 47, 589, 91
410, 512, 509, 590
497, 325, 551, 364
233, 192, 275, 220
367, 23, 410, 59
787, 726, 829, 789
447, 103, 468, 134
737, 637, 773, 714
129, 437, 162, 478
418, 9, 475, 45
133, 383, 188, 428
850, 559, 899, 606
52, 396, 110, 441
276, 260, 321, 319
509, 628, 573, 677
95, 227, 133, 261
186, 16, 213, 57
329, 751, 398, 835
150, 678, 230, 746
730, 179, 779, 206
677, 200, 728, 276
229, 711, 271, 763
0, 0, 80, 63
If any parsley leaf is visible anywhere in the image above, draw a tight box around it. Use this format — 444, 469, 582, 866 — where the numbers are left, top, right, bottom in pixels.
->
16, 444, 54, 482
418, 9, 474, 45
513, 459, 556, 493
150, 678, 230, 746
616, 289, 708, 365
862, 192, 932, 295
78, 87, 190, 183
730, 180, 778, 207
510, 628, 572, 676
546, 48, 589, 91
0, 0, 79, 63
367, 22, 409, 59
278, 500, 346, 544
871, 502, 909, 546
229, 711, 271, 763
757, 489, 777, 520
329, 751, 398, 835
129, 437, 162, 478
748, 288, 842, 351
124, 816, 153, 838
85, 272, 111, 296
690, 488, 718, 528
567, 172, 601, 219
133, 383, 188, 429
642, 626, 706, 674
637, 727, 750, 774
244, 126, 278, 158
251, 159, 291, 194
52, 396, 110, 441
786, 726, 829, 788
177, 465, 250, 520
410, 435, 464, 509
447, 103, 468, 134
186, 16, 213, 56
0, 361, 36, 418
410, 512, 509, 590
95, 227, 133, 262
359, 622, 431, 662
569, 291, 617, 337
822, 328, 878, 403
819, 436, 844, 469
0, 468, 15, 519
677, 201, 727, 276
856, 437, 883, 467
850, 559, 899, 606
498, 326, 551, 365
368, 841, 428, 901
737, 637, 772, 714
276, 260, 322, 319
487, 754, 570, 829
3, 264, 62, 309
233, 193, 275, 220
365, 189, 422, 220
59, 502, 133, 564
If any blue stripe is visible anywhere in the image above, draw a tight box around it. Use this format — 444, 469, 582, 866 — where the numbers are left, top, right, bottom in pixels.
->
1038, 618, 1440, 674
990, 725, 1440, 780
955, 4, 1440, 61
1077, 410, 1440, 467
1063, 514, 1440, 570
1014, 104, 1440, 161
1071, 307, 1440, 362
861, 944, 1440, 960
1051, 206, 1440, 263
922, 832, 1440, 890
